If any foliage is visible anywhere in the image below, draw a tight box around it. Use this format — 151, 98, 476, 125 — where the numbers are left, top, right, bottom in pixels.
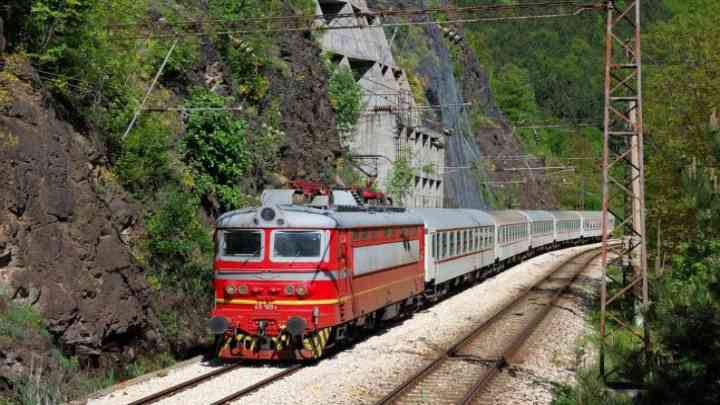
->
644, 0, 720, 246
144, 187, 213, 295
124, 352, 175, 379
491, 64, 539, 124
552, 367, 632, 405
182, 88, 253, 210
115, 118, 173, 195
328, 66, 363, 132
26, 0, 96, 65
641, 238, 720, 404
386, 154, 416, 204
0, 300, 47, 342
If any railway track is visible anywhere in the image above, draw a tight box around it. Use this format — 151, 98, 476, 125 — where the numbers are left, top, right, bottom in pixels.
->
126, 362, 303, 405
374, 246, 605, 405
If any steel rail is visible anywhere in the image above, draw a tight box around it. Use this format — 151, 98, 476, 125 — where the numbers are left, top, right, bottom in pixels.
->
374, 245, 610, 405
458, 249, 605, 404
207, 364, 304, 405
126, 362, 245, 405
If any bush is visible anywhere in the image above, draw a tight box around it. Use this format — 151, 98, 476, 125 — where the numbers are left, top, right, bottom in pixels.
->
552, 367, 632, 405
0, 299, 47, 342
642, 239, 720, 404
386, 155, 416, 205
182, 88, 253, 210
115, 119, 172, 195
328, 66, 363, 131
144, 188, 213, 295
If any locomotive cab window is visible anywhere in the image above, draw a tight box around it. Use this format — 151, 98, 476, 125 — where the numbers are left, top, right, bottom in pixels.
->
272, 231, 325, 261
221, 230, 262, 259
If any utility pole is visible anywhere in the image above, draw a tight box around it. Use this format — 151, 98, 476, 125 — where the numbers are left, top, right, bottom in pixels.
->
599, 0, 649, 381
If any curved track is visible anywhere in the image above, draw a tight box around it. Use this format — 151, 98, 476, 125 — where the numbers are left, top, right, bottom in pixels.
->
126, 363, 302, 405
374, 246, 604, 405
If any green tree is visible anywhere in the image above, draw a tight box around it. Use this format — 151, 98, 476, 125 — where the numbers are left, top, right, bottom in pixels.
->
492, 63, 539, 124
182, 88, 252, 210
643, 239, 720, 404
328, 66, 363, 131
144, 188, 213, 294
386, 154, 416, 205
645, 0, 720, 245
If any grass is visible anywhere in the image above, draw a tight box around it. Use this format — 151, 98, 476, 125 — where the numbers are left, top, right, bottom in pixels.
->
552, 366, 633, 405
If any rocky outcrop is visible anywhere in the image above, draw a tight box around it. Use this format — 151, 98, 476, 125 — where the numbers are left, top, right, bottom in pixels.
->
270, 30, 342, 182
453, 34, 557, 209
0, 59, 153, 371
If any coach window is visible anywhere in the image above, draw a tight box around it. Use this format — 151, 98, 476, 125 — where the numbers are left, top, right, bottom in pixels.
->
432, 234, 438, 259
449, 232, 455, 257
442, 232, 448, 258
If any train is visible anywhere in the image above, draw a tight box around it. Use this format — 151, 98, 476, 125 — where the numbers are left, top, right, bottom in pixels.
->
208, 189, 613, 360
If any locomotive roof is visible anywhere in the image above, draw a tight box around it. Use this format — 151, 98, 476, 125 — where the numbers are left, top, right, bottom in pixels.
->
521, 210, 555, 222
408, 208, 495, 232
216, 205, 423, 229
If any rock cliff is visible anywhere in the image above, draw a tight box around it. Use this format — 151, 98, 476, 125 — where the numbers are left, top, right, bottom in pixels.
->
0, 59, 153, 378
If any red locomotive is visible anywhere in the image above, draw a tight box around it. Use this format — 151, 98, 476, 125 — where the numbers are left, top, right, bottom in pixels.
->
209, 188, 423, 360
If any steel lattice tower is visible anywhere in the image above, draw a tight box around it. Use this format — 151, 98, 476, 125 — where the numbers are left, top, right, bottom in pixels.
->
599, 0, 649, 380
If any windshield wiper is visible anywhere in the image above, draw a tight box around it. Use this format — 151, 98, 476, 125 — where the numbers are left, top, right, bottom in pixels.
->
287, 248, 302, 269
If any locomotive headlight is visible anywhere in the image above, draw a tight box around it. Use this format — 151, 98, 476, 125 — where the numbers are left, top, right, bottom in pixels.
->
236, 285, 249, 295
260, 207, 276, 221
225, 285, 237, 295
296, 286, 308, 296
284, 285, 295, 296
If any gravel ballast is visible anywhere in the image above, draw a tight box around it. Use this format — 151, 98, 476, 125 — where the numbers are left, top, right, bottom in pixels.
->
89, 244, 600, 405
473, 253, 604, 405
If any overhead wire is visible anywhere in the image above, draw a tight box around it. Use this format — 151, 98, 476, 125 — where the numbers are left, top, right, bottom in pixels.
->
108, 1, 601, 39
107, 1, 594, 29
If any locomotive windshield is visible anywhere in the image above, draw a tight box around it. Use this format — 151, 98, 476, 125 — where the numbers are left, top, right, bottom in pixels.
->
272, 231, 322, 259
222, 230, 262, 257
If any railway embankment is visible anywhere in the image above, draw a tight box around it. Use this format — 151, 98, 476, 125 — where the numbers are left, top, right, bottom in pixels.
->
89, 244, 601, 405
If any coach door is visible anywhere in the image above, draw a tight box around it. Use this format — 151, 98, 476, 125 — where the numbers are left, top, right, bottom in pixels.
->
337, 230, 354, 323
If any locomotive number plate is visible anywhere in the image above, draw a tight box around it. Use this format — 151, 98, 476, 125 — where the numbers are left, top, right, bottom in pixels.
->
255, 302, 277, 310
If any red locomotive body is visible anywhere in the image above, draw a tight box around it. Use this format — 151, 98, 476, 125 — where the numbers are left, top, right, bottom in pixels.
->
209, 201, 424, 360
